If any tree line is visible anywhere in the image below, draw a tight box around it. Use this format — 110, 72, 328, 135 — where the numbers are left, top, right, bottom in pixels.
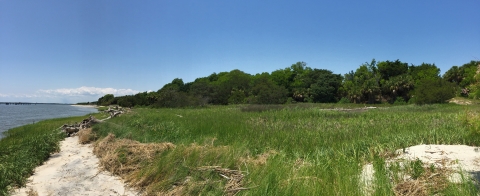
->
95, 59, 480, 107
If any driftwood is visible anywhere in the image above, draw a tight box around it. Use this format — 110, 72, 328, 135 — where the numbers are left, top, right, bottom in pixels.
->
61, 115, 102, 137
104, 107, 125, 118
61, 125, 79, 137
60, 106, 126, 137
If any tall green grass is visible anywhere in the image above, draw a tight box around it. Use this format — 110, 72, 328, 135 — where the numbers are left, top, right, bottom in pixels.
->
90, 104, 480, 195
0, 113, 104, 196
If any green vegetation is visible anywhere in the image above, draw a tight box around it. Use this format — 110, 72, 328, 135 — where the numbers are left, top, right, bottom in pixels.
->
88, 103, 480, 195
97, 60, 479, 108
7, 59, 480, 195
0, 113, 106, 196
444, 61, 480, 98
412, 79, 456, 104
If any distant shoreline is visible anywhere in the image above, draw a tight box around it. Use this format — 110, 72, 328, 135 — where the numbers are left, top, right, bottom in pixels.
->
70, 105, 97, 108
0, 102, 72, 105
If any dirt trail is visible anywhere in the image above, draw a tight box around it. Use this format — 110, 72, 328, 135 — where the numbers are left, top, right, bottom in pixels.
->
11, 136, 139, 196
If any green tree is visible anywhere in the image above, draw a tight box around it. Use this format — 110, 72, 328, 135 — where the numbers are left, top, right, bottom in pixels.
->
146, 91, 160, 105
443, 61, 480, 88
189, 78, 213, 104
209, 70, 252, 105
271, 68, 294, 91
97, 94, 114, 106
160, 78, 185, 92
340, 59, 383, 103
303, 69, 343, 103
409, 63, 441, 83
154, 90, 196, 108
270, 62, 312, 102
249, 75, 288, 104
443, 66, 463, 85
377, 59, 408, 81
381, 74, 414, 103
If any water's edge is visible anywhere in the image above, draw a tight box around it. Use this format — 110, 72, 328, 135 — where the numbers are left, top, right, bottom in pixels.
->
0, 104, 98, 139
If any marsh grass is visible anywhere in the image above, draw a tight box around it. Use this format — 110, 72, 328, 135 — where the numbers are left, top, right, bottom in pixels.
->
0, 113, 105, 196
88, 104, 479, 195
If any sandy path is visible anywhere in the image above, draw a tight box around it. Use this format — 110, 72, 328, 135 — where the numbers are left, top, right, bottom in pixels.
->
12, 136, 139, 196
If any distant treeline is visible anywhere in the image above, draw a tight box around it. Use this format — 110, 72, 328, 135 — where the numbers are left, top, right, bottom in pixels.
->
94, 59, 480, 107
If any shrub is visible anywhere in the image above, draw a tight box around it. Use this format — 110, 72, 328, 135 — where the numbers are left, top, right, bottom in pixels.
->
337, 97, 350, 104
413, 79, 455, 104
393, 97, 407, 105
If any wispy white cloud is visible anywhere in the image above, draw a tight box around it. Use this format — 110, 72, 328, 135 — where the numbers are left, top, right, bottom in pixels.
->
37, 86, 140, 97
0, 93, 44, 98
0, 87, 141, 103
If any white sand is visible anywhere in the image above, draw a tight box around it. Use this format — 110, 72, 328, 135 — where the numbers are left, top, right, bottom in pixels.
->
396, 144, 480, 183
11, 136, 139, 196
397, 144, 480, 172
360, 144, 480, 195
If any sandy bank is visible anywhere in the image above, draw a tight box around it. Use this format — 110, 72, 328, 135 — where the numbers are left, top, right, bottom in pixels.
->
11, 136, 139, 196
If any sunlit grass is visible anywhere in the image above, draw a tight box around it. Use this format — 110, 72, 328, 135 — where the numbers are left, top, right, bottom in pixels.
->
90, 103, 480, 195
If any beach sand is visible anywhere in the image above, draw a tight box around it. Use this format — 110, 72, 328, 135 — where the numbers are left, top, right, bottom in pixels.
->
11, 136, 139, 196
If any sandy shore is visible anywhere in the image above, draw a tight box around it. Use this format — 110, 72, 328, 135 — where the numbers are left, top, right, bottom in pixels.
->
11, 136, 139, 196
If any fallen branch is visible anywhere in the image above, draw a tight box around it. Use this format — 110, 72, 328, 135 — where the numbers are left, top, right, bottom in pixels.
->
226, 186, 258, 192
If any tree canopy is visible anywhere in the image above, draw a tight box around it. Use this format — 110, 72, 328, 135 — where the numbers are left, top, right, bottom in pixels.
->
96, 59, 479, 107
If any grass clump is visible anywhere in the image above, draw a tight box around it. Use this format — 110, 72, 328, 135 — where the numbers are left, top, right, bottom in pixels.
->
78, 128, 97, 144
93, 133, 175, 178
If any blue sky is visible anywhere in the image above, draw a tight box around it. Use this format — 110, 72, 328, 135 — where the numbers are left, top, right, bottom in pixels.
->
1, 0, 479, 103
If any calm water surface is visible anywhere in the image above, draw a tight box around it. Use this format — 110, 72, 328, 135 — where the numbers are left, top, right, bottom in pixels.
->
0, 104, 98, 139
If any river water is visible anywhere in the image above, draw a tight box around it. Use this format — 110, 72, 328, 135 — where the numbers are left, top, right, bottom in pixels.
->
0, 104, 98, 139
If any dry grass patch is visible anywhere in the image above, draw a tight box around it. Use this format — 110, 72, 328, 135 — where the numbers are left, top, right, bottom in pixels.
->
92, 133, 252, 195
393, 166, 451, 196
26, 188, 38, 196
239, 150, 278, 166
78, 128, 97, 144
93, 134, 175, 183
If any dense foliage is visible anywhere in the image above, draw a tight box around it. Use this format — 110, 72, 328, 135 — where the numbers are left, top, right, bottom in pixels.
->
443, 61, 480, 98
95, 60, 480, 107
412, 79, 456, 104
